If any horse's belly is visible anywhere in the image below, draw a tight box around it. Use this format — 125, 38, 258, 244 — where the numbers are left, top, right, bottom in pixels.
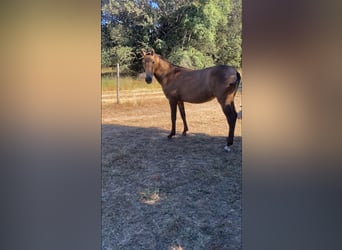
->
181, 90, 214, 103
163, 84, 214, 103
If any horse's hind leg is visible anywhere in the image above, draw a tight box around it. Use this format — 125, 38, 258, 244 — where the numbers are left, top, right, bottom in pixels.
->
221, 100, 237, 151
178, 101, 188, 136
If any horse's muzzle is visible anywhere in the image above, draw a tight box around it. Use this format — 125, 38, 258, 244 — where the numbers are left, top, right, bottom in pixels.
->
145, 74, 152, 84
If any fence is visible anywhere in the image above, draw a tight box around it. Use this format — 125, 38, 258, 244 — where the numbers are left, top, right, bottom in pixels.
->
101, 65, 242, 105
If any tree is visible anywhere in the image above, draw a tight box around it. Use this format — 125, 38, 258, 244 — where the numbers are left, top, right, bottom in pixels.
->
215, 0, 242, 67
101, 0, 242, 73
102, 0, 157, 72
168, 47, 214, 69
156, 0, 231, 58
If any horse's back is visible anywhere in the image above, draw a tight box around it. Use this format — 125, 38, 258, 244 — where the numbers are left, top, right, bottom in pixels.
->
164, 65, 239, 103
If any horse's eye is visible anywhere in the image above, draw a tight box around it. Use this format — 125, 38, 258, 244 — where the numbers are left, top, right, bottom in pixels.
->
152, 61, 155, 64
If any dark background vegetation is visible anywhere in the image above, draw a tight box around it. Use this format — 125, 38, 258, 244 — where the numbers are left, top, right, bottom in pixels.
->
101, 0, 241, 75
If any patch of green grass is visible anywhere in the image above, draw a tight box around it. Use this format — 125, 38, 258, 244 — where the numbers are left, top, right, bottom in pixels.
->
102, 76, 161, 91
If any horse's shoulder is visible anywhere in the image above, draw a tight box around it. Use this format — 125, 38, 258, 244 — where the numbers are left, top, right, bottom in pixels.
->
173, 67, 183, 74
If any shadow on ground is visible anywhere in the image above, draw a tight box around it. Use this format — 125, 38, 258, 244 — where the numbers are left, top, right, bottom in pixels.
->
102, 124, 241, 249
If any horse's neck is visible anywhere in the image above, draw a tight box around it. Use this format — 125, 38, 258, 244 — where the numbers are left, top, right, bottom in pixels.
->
154, 58, 182, 85
154, 59, 173, 85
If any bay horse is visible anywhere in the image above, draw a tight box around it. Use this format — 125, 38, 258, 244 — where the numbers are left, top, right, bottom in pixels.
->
142, 49, 241, 152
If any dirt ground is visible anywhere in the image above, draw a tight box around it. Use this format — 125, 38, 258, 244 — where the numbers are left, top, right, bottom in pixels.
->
102, 91, 242, 249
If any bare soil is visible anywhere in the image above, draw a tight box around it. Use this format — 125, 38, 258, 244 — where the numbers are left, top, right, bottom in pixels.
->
102, 91, 242, 249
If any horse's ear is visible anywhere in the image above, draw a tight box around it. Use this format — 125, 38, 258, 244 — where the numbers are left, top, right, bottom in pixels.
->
150, 49, 155, 56
141, 49, 146, 56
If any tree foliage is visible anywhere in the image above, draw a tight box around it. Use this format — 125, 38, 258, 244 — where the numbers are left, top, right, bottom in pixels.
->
102, 45, 135, 75
101, 0, 242, 74
215, 0, 242, 67
168, 47, 214, 69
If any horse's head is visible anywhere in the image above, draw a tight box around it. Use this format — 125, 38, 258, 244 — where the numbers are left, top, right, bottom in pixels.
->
141, 49, 156, 84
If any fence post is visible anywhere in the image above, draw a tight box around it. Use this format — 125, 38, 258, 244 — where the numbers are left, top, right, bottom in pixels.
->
116, 63, 120, 104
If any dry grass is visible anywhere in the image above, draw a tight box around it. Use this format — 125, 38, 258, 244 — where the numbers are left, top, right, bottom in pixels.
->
102, 91, 242, 249
102, 76, 161, 91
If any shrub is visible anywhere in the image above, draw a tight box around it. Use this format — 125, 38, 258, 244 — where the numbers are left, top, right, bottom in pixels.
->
168, 47, 214, 69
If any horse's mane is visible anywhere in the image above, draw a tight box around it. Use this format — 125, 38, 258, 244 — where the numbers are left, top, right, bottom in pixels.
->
157, 54, 190, 72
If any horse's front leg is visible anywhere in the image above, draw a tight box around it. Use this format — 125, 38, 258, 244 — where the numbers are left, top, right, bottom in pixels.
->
178, 101, 188, 136
168, 99, 177, 139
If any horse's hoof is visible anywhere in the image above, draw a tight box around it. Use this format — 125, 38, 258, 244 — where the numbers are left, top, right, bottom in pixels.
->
224, 146, 231, 152
182, 132, 187, 136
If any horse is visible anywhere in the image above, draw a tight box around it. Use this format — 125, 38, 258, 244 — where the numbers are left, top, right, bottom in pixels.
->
141, 49, 241, 152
